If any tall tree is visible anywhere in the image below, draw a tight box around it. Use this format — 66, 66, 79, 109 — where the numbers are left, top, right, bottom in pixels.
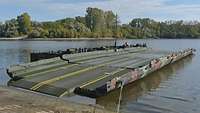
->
17, 13, 32, 35
85, 7, 106, 37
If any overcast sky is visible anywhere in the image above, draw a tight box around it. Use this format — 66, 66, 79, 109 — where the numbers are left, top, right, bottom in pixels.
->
1, 0, 200, 23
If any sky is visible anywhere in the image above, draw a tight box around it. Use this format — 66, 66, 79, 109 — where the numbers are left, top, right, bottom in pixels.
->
1, 0, 200, 23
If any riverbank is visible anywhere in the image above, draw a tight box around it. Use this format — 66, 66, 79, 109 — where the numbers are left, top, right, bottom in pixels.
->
0, 36, 27, 41
0, 37, 117, 41
0, 86, 114, 113
1, 37, 199, 41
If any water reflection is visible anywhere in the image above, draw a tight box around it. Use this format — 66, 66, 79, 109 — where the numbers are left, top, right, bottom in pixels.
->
96, 55, 193, 112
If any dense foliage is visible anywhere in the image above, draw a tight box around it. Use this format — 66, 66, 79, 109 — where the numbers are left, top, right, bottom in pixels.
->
0, 7, 200, 39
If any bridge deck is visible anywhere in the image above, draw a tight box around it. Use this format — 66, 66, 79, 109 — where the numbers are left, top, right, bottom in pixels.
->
7, 47, 177, 97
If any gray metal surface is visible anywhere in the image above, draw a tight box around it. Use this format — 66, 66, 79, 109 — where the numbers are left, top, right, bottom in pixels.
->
8, 47, 177, 97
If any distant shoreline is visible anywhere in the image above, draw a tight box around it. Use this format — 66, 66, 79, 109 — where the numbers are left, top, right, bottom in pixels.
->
0, 37, 199, 41
0, 37, 118, 41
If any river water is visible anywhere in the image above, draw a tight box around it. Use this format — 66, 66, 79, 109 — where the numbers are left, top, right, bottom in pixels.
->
0, 39, 199, 113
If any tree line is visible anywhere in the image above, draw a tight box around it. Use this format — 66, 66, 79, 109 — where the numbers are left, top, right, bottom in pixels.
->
0, 7, 200, 39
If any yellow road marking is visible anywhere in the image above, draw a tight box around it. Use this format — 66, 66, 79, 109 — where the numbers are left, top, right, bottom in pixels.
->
24, 55, 105, 78
80, 69, 124, 88
59, 59, 145, 97
30, 57, 129, 91
21, 48, 146, 78
24, 50, 133, 78
59, 69, 124, 97
24, 52, 118, 78
25, 64, 78, 78
30, 48, 148, 91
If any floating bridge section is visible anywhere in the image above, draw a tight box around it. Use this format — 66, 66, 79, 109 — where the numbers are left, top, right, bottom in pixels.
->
7, 47, 195, 98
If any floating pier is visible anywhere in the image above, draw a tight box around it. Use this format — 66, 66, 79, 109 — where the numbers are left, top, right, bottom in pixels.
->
7, 47, 195, 98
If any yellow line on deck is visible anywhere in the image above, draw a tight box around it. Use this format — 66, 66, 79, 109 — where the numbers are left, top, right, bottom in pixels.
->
59, 60, 142, 97
24, 52, 119, 78
59, 69, 125, 97
22, 48, 146, 78
25, 64, 78, 78
24, 55, 106, 78
30, 49, 147, 91
80, 69, 124, 88
24, 50, 131, 78
30, 57, 129, 91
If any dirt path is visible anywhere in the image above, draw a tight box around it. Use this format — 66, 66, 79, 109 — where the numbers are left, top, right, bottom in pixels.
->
0, 86, 114, 113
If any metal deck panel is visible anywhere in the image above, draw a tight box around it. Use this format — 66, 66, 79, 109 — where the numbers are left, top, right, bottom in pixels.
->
7, 47, 192, 98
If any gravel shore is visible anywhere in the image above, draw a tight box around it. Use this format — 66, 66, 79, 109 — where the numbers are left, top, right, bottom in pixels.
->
0, 86, 114, 113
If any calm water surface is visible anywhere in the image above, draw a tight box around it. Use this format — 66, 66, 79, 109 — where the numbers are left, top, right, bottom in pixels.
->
0, 39, 199, 113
